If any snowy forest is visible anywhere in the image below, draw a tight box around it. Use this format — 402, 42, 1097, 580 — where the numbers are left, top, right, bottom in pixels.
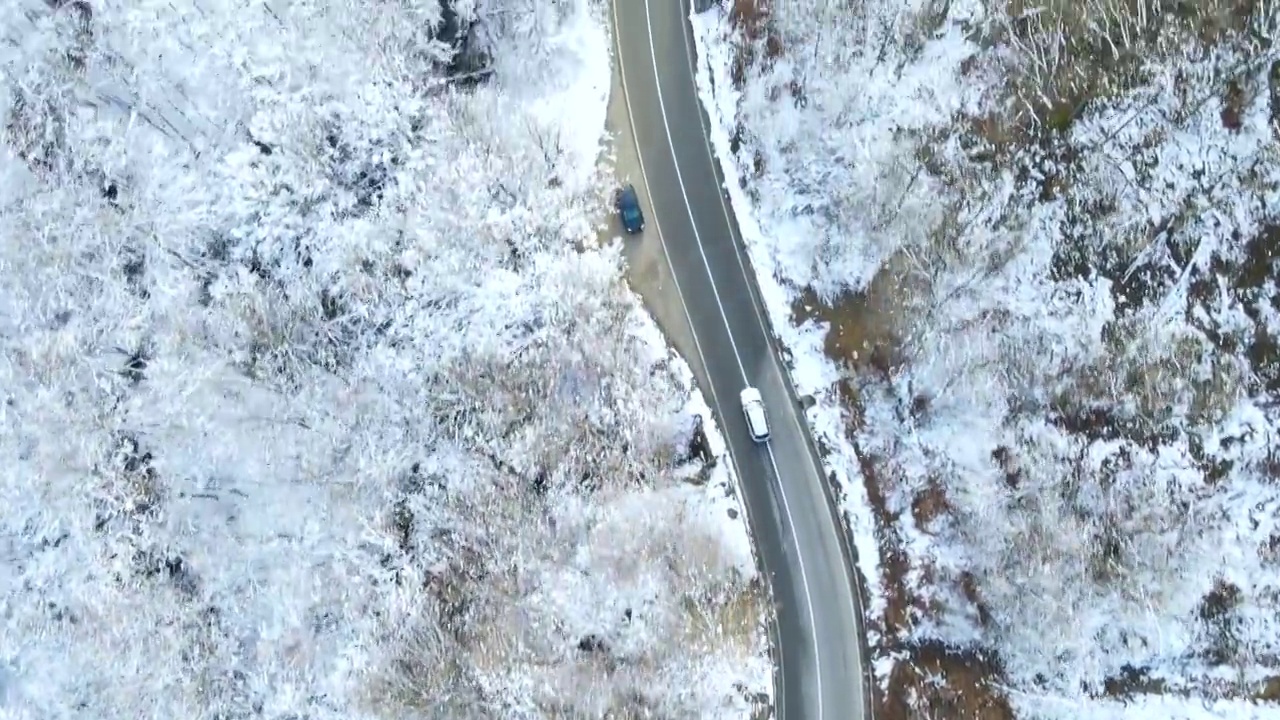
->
695, 0, 1280, 716
0, 0, 769, 717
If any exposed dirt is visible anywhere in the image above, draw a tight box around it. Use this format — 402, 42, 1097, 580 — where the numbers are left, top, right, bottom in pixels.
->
1255, 675, 1280, 701
727, 0, 783, 88
791, 265, 907, 383
910, 481, 951, 530
852, 445, 914, 640
854, 440, 1016, 718
881, 642, 1015, 720
730, 0, 769, 38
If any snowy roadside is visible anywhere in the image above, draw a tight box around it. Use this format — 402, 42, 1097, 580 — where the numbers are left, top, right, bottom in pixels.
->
686, 3, 887, 641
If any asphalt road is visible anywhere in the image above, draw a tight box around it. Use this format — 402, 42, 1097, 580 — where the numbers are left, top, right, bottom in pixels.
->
608, 1, 873, 718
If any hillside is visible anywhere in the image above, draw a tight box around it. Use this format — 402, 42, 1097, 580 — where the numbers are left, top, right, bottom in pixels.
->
691, 0, 1280, 717
0, 0, 768, 717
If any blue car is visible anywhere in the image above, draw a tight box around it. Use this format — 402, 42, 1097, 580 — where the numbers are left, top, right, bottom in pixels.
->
614, 184, 645, 234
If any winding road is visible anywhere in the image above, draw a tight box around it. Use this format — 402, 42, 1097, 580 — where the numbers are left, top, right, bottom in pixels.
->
608, 1, 874, 718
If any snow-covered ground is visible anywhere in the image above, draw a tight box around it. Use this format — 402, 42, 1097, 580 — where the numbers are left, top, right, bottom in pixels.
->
691, 0, 1280, 716
0, 0, 768, 716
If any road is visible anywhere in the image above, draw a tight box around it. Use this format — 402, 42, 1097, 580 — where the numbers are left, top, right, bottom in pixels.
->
608, 1, 873, 718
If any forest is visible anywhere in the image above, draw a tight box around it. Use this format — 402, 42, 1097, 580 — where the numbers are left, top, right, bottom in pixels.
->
0, 0, 767, 717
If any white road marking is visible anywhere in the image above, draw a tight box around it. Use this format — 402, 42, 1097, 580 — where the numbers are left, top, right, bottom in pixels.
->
674, 4, 875, 716
608, 7, 794, 711
636, 0, 826, 717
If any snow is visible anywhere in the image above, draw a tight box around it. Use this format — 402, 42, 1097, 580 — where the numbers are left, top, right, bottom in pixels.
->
1011, 693, 1277, 720
0, 0, 768, 716
691, 0, 1280, 716
522, 0, 613, 193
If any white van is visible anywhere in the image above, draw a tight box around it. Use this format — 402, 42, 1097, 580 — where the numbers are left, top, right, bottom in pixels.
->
740, 387, 770, 443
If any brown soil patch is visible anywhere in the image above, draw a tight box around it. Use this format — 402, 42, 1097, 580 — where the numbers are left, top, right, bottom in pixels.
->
911, 481, 951, 530
729, 0, 782, 53
1254, 675, 1280, 701
881, 641, 1015, 720
853, 447, 918, 637
1221, 78, 1249, 131
1237, 225, 1280, 393
792, 260, 911, 383
729, 0, 767, 37
727, 0, 784, 87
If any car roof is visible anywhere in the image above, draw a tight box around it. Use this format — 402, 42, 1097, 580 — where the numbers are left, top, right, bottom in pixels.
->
619, 185, 638, 203
745, 404, 768, 435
